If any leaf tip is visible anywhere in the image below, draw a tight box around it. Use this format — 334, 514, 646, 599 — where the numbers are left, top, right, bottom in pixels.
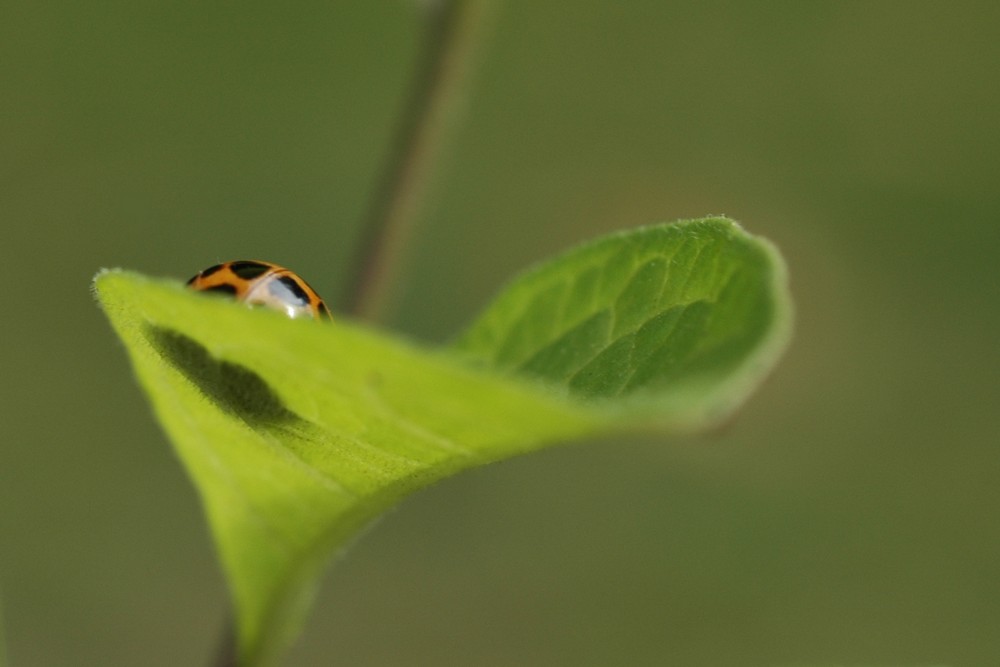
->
91, 266, 124, 291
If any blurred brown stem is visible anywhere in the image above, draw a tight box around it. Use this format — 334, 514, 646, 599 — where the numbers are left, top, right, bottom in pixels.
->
342, 0, 497, 322
211, 618, 236, 667
211, 2, 496, 665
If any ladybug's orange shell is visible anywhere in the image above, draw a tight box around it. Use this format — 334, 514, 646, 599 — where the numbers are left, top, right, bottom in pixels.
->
186, 260, 332, 320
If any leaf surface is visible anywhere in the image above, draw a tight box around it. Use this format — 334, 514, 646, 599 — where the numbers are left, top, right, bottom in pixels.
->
94, 216, 790, 665
455, 217, 791, 428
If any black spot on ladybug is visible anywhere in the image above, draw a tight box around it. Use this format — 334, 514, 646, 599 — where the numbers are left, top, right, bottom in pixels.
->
204, 283, 238, 296
273, 275, 310, 304
187, 263, 223, 285
229, 261, 272, 280
201, 263, 224, 278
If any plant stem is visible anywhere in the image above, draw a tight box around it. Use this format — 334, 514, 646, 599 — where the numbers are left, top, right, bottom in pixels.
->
210, 617, 236, 667
342, 0, 497, 322
210, 3, 496, 665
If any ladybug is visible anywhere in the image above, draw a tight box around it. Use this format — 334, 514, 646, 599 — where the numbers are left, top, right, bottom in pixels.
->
186, 260, 332, 320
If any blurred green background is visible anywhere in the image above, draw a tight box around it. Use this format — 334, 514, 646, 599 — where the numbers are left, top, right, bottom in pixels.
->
2, 2, 998, 665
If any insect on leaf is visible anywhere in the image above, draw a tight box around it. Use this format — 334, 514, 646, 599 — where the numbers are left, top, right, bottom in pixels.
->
94, 216, 791, 666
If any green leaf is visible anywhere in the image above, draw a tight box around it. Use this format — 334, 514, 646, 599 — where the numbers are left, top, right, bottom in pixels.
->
455, 217, 791, 429
94, 216, 790, 666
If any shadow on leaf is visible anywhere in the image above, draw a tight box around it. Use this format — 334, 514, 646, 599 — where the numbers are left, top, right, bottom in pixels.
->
144, 326, 301, 427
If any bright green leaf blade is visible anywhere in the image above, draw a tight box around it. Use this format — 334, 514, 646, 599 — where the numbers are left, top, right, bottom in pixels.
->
94, 216, 790, 666
454, 217, 792, 428
94, 272, 601, 666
